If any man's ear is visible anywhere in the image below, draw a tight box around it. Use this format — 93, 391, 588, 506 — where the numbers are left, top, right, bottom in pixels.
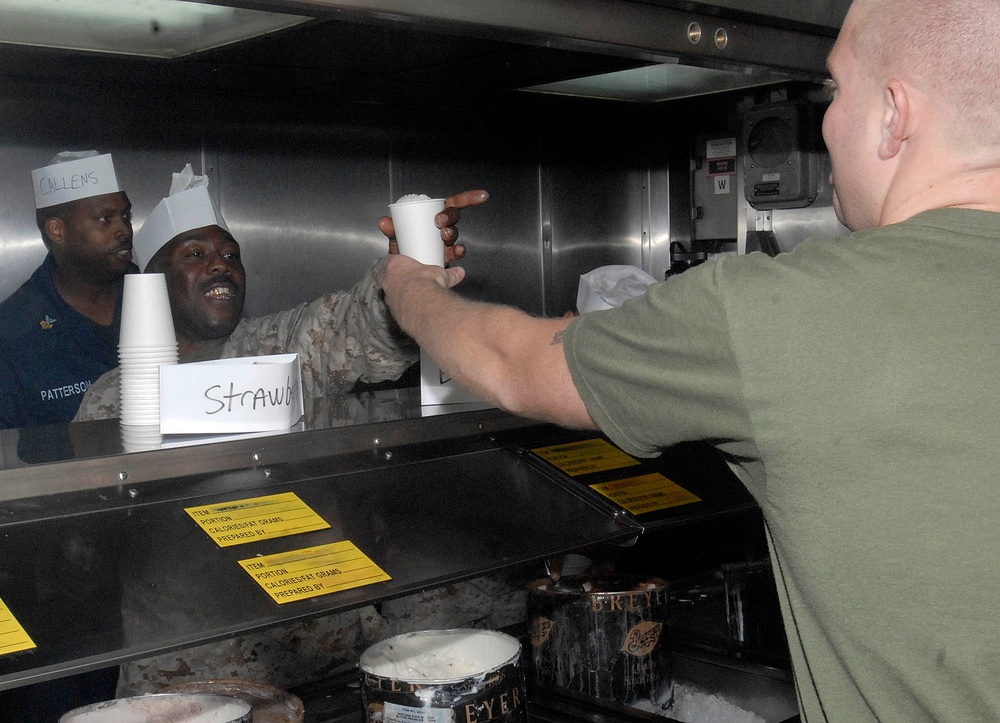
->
880, 78, 910, 160
44, 216, 67, 245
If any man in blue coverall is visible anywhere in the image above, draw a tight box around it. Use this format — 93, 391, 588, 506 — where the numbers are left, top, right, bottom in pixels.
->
0, 152, 133, 715
0, 151, 137, 429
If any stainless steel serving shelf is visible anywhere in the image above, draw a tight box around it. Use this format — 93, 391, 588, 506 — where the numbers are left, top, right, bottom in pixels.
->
0, 391, 760, 694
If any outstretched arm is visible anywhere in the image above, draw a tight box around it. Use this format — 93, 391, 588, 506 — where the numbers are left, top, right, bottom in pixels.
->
379, 254, 597, 429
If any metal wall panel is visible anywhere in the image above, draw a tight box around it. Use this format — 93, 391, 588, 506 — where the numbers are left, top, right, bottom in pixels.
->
1, 80, 839, 335
212, 126, 396, 318
1, 82, 660, 322
0, 87, 212, 302
393, 119, 546, 317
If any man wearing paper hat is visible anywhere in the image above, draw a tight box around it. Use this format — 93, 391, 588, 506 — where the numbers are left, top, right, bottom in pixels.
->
0, 151, 137, 429
75, 164, 485, 421
72, 165, 494, 696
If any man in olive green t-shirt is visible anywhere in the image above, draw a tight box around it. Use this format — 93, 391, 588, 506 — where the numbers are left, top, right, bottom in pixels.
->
377, 0, 1000, 719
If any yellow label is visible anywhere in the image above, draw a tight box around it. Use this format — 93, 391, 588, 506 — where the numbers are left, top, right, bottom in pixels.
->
185, 491, 330, 547
0, 597, 35, 656
239, 540, 391, 604
532, 438, 640, 476
590, 473, 701, 514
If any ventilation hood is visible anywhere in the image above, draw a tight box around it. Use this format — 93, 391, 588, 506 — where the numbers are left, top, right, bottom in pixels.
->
0, 0, 309, 58
0, 0, 847, 103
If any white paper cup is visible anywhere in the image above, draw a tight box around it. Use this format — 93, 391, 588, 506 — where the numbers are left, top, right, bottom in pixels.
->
120, 273, 177, 347
122, 403, 160, 411
119, 354, 178, 363
121, 414, 160, 427
120, 386, 161, 397
389, 196, 446, 267
121, 370, 161, 380
121, 386, 161, 398
120, 387, 161, 398
121, 423, 163, 453
120, 383, 160, 394
120, 408, 160, 419
118, 344, 178, 356
121, 386, 163, 396
120, 359, 177, 369
120, 403, 160, 413
121, 363, 173, 374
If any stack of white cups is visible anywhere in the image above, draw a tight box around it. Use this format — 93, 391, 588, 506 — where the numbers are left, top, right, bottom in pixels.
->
118, 273, 178, 439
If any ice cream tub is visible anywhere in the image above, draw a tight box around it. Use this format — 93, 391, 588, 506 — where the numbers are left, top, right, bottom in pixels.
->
59, 693, 253, 722
359, 628, 527, 723
528, 575, 673, 704
163, 679, 305, 723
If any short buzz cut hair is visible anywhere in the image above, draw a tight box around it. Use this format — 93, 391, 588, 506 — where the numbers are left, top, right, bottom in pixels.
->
849, 0, 1000, 153
34, 200, 76, 249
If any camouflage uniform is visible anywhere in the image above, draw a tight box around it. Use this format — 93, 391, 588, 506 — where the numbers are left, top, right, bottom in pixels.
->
75, 257, 417, 423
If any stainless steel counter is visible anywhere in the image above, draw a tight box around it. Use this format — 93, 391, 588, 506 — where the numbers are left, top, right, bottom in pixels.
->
0, 406, 636, 690
0, 389, 761, 698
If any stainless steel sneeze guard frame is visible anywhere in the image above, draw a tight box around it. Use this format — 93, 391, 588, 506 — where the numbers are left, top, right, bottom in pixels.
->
0, 402, 538, 502
251, 0, 837, 77
0, 410, 646, 690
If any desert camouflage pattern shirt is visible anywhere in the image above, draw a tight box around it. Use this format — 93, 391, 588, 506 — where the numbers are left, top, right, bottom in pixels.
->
74, 257, 417, 423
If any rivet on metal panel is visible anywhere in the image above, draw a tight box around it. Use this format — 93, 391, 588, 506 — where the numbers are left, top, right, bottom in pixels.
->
687, 22, 702, 44
264, 469, 272, 478
118, 471, 128, 481
478, 423, 484, 430
714, 28, 729, 49
373, 437, 382, 446
252, 452, 262, 462
384, 451, 393, 461
127, 488, 139, 498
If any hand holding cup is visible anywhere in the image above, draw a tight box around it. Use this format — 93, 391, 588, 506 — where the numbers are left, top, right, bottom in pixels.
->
380, 189, 489, 264
388, 195, 448, 267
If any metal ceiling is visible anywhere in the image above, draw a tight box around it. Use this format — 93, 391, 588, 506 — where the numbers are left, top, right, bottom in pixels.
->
0, 0, 844, 106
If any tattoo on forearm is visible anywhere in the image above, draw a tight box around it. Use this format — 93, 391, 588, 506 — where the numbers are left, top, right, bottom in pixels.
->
551, 330, 566, 346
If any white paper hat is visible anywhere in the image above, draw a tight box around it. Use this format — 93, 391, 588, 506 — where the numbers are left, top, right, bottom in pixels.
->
32, 151, 121, 209
133, 164, 230, 270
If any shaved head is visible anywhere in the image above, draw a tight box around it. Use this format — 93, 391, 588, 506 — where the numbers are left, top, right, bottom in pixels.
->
847, 0, 1000, 152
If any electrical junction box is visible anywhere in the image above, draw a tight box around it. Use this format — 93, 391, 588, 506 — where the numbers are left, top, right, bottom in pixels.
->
742, 101, 820, 209
691, 134, 739, 244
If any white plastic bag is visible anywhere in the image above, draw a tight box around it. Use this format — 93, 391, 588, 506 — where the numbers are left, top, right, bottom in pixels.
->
576, 265, 658, 314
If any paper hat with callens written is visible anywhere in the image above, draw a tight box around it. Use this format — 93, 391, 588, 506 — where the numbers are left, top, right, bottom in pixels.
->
133, 164, 230, 270
32, 151, 121, 209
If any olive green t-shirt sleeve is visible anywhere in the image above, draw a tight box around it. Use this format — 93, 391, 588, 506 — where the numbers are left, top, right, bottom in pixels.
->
563, 257, 753, 458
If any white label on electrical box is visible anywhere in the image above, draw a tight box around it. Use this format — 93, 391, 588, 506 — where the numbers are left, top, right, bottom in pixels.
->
384, 702, 451, 723
714, 176, 731, 195
706, 137, 737, 158
763, 172, 781, 182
